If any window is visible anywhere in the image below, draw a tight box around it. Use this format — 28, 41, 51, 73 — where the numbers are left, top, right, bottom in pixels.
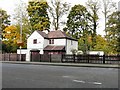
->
49, 39, 54, 44
33, 39, 37, 44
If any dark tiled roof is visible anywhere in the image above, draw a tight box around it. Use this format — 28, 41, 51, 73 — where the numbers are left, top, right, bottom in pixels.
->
48, 30, 66, 38
36, 30, 48, 38
44, 45, 65, 51
36, 30, 77, 41
48, 30, 77, 41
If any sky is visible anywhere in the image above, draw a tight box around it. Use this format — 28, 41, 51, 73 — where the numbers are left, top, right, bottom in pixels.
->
0, 0, 120, 36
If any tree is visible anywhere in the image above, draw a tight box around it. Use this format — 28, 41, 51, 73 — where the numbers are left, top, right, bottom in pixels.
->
13, 1, 32, 48
78, 35, 92, 53
0, 9, 10, 31
2, 25, 20, 52
86, 0, 100, 49
102, 0, 116, 37
94, 35, 108, 53
48, 0, 70, 30
65, 4, 91, 53
106, 11, 120, 54
27, 0, 50, 32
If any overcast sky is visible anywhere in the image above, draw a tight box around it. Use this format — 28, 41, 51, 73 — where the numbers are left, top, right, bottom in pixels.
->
0, 0, 120, 36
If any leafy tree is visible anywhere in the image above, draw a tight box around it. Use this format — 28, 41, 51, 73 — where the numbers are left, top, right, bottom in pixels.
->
65, 4, 91, 53
106, 11, 120, 54
48, 0, 70, 30
0, 9, 10, 31
94, 35, 108, 53
65, 4, 91, 37
2, 25, 20, 52
86, 0, 100, 49
27, 0, 50, 32
78, 35, 92, 54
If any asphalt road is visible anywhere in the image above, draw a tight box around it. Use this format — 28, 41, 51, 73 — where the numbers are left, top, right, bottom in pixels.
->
2, 63, 119, 88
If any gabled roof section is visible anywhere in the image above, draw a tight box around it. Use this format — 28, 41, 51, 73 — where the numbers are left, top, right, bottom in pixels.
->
36, 30, 48, 38
48, 30, 77, 41
36, 30, 77, 41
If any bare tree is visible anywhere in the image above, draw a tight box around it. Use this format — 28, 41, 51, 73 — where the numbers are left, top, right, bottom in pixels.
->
48, 0, 70, 30
102, 0, 116, 36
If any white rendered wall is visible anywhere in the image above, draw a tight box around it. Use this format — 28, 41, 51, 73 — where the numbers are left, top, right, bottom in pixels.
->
43, 39, 49, 48
87, 51, 104, 56
17, 49, 27, 54
66, 39, 78, 54
49, 39, 66, 46
26, 31, 45, 61
27, 31, 44, 50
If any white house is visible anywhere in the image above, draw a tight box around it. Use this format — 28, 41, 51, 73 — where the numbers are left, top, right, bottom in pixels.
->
25, 30, 78, 61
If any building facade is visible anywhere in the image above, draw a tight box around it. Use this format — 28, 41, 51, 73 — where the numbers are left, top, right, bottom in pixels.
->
24, 30, 78, 61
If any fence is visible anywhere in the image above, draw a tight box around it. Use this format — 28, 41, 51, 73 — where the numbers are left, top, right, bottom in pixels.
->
61, 54, 120, 64
1, 53, 120, 64
31, 54, 62, 62
1, 53, 26, 61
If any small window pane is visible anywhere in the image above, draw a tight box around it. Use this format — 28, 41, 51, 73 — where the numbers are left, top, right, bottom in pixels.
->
33, 39, 37, 44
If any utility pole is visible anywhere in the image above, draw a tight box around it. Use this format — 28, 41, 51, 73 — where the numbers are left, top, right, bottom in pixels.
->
19, 0, 23, 61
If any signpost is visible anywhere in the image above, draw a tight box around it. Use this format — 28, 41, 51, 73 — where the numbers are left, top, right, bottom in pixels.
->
17, 0, 23, 61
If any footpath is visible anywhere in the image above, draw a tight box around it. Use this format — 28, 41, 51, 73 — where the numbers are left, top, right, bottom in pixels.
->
1, 61, 120, 68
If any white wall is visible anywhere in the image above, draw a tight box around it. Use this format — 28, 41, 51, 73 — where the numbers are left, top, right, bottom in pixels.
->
26, 31, 45, 61
87, 51, 104, 56
54, 39, 66, 46
43, 39, 49, 48
49, 39, 66, 46
27, 31, 44, 50
17, 49, 27, 54
66, 39, 78, 54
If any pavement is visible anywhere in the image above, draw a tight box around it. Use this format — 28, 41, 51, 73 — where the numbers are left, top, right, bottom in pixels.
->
1, 61, 120, 68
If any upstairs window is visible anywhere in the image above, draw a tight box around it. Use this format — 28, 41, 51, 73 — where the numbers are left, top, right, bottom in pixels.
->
33, 39, 37, 44
49, 39, 54, 44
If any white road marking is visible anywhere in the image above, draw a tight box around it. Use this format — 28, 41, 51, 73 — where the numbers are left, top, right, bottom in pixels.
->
88, 82, 102, 85
62, 76, 70, 78
73, 79, 102, 85
92, 82, 102, 85
62, 76, 102, 85
73, 80, 85, 83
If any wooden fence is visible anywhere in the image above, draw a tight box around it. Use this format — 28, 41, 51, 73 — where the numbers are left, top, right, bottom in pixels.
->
1, 53, 120, 64
30, 54, 62, 62
61, 54, 120, 64
1, 53, 26, 61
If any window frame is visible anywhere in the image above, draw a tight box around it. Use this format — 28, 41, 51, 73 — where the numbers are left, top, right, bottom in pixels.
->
49, 39, 54, 44
33, 39, 37, 44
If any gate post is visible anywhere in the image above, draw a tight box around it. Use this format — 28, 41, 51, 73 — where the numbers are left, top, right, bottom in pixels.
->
87, 54, 89, 63
73, 54, 75, 63
50, 54, 51, 62
61, 54, 63, 63
9, 53, 10, 61
39, 54, 41, 62
30, 52, 32, 62
103, 55, 105, 64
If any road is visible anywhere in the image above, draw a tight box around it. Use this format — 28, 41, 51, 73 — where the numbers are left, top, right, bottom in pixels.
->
2, 63, 119, 88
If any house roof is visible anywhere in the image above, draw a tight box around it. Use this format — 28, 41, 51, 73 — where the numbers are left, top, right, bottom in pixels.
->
36, 30, 77, 41
36, 30, 48, 38
44, 45, 65, 51
48, 30, 77, 41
